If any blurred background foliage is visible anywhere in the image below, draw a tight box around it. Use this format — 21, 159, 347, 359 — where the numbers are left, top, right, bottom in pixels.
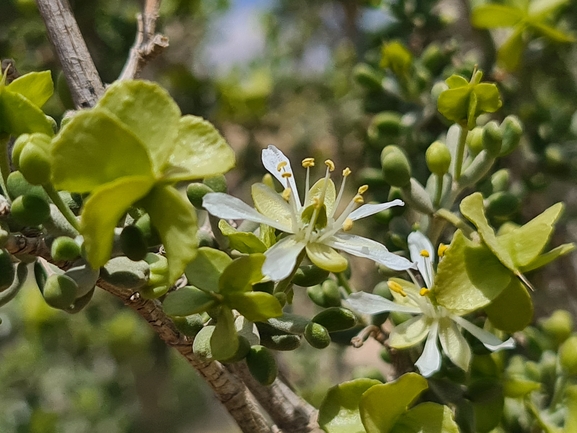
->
1, 0, 577, 431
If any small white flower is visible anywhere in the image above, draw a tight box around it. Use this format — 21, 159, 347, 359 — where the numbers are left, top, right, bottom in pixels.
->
203, 145, 414, 281
347, 231, 515, 377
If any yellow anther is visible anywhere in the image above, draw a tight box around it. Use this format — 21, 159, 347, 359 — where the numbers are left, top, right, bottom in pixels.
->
388, 281, 407, 297
342, 218, 354, 231
357, 184, 369, 195
438, 244, 448, 258
325, 159, 335, 172
420, 249, 430, 258
281, 172, 292, 179
342, 167, 351, 177
353, 194, 364, 204
282, 188, 292, 201
419, 287, 430, 296
302, 157, 315, 168
276, 161, 288, 171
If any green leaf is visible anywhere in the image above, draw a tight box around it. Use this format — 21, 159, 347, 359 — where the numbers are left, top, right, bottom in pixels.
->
226, 292, 282, 322
391, 402, 459, 433
460, 193, 516, 272
498, 202, 564, 267
162, 286, 217, 316
360, 373, 428, 433
51, 110, 153, 192
96, 80, 181, 174
318, 378, 382, 433
142, 185, 198, 284
185, 247, 232, 292
520, 243, 575, 273
497, 26, 526, 71
530, 21, 576, 43
469, 379, 504, 433
565, 385, 577, 432
0, 90, 54, 136
434, 230, 511, 314
211, 307, 239, 361
218, 219, 267, 253
529, 0, 570, 19
471, 5, 524, 28
380, 41, 413, 79
162, 115, 235, 181
7, 71, 54, 108
485, 278, 533, 332
219, 254, 265, 294
81, 176, 154, 269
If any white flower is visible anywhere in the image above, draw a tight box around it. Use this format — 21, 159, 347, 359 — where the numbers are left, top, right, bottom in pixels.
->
346, 231, 515, 377
203, 145, 414, 281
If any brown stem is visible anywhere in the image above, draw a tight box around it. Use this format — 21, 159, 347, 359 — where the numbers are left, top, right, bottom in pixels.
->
35, 0, 105, 108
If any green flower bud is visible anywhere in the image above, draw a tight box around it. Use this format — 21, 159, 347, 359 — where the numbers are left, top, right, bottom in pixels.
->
15, 133, 52, 185
500, 115, 523, 156
312, 307, 357, 332
11, 133, 31, 169
10, 194, 51, 226
134, 213, 161, 247
0, 249, 15, 292
120, 225, 148, 262
187, 182, 214, 208
6, 171, 48, 200
490, 169, 510, 193
42, 274, 78, 310
426, 140, 452, 175
381, 145, 411, 187
539, 310, 573, 345
140, 253, 169, 299
292, 264, 330, 287
51, 236, 81, 262
352, 63, 383, 91
466, 127, 484, 156
221, 336, 252, 364
173, 314, 206, 337
322, 279, 342, 307
256, 322, 302, 351
304, 322, 331, 349
267, 313, 310, 335
246, 345, 278, 386
203, 174, 227, 193
482, 121, 503, 157
368, 112, 403, 146
400, 178, 434, 214
485, 192, 520, 220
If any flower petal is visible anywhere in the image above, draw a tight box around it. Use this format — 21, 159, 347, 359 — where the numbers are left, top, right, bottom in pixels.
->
305, 178, 336, 216
305, 242, 348, 273
251, 183, 294, 231
263, 236, 305, 281
261, 145, 301, 208
346, 291, 422, 315
390, 316, 431, 349
439, 318, 471, 371
452, 315, 516, 351
408, 231, 435, 288
203, 192, 291, 232
415, 320, 442, 377
348, 199, 404, 221
327, 233, 415, 271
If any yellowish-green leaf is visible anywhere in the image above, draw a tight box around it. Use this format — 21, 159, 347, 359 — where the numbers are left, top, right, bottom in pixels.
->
498, 26, 526, 71
565, 385, 577, 432
485, 278, 533, 332
520, 243, 575, 273
437, 86, 470, 124
185, 247, 232, 292
7, 71, 54, 108
445, 75, 468, 89
226, 292, 283, 322
163, 285, 217, 316
211, 307, 238, 361
530, 21, 576, 43
219, 254, 265, 294
218, 220, 267, 253
471, 5, 524, 28
391, 402, 460, 433
474, 83, 502, 115
0, 90, 54, 136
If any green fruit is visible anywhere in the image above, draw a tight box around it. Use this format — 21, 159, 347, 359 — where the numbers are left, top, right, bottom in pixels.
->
6, 171, 48, 200
267, 313, 310, 335
173, 314, 206, 337
352, 63, 383, 91
322, 279, 342, 307
500, 115, 523, 156
305, 322, 331, 349
0, 249, 15, 292
42, 274, 78, 309
540, 310, 573, 345
186, 182, 214, 208
312, 307, 357, 332
120, 225, 148, 261
368, 112, 403, 145
203, 175, 227, 193
292, 264, 330, 287
425, 140, 451, 175
64, 287, 95, 314
134, 213, 161, 247
10, 194, 51, 226
256, 323, 302, 351
51, 236, 81, 261
307, 284, 326, 307
11, 133, 30, 169
373, 281, 393, 300
381, 145, 411, 187
466, 127, 484, 156
18, 141, 52, 185
490, 169, 510, 193
144, 253, 169, 287
485, 192, 520, 220
246, 345, 278, 386
482, 121, 503, 157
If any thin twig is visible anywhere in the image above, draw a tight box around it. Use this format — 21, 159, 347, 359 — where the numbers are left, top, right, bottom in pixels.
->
35, 0, 105, 108
119, 0, 169, 80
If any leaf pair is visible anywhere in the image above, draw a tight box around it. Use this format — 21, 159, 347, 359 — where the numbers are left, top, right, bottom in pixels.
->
318, 373, 459, 433
50, 80, 235, 282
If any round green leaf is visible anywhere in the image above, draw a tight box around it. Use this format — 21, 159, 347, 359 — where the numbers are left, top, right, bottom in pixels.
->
485, 278, 533, 332
226, 292, 282, 322
211, 307, 239, 361
0, 90, 54, 136
391, 402, 459, 433
185, 247, 232, 292
219, 254, 265, 294
7, 71, 54, 108
162, 286, 216, 317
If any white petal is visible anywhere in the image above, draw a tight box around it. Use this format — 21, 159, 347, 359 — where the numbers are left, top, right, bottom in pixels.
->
262, 236, 305, 281
327, 233, 415, 271
348, 199, 404, 221
346, 292, 421, 315
415, 320, 442, 377
439, 318, 471, 371
261, 145, 301, 208
203, 192, 291, 232
452, 315, 516, 351
408, 231, 435, 288
389, 316, 431, 348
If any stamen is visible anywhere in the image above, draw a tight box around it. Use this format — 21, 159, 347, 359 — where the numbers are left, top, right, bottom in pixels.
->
438, 244, 448, 258
282, 188, 292, 201
342, 167, 351, 177
342, 218, 353, 231
281, 172, 292, 179
357, 184, 369, 195
325, 159, 335, 172
302, 158, 315, 168
312, 197, 321, 209
353, 194, 364, 204
277, 161, 287, 171
420, 250, 430, 258
388, 281, 407, 297
420, 287, 430, 296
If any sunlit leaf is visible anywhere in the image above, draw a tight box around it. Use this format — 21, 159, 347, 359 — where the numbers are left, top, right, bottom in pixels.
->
520, 243, 575, 273
211, 307, 238, 361
391, 402, 459, 433
7, 71, 54, 108
218, 220, 267, 253
437, 86, 469, 124
471, 5, 524, 28
485, 278, 533, 332
185, 247, 232, 292
226, 292, 282, 322
219, 254, 265, 294
0, 90, 54, 136
162, 286, 217, 316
